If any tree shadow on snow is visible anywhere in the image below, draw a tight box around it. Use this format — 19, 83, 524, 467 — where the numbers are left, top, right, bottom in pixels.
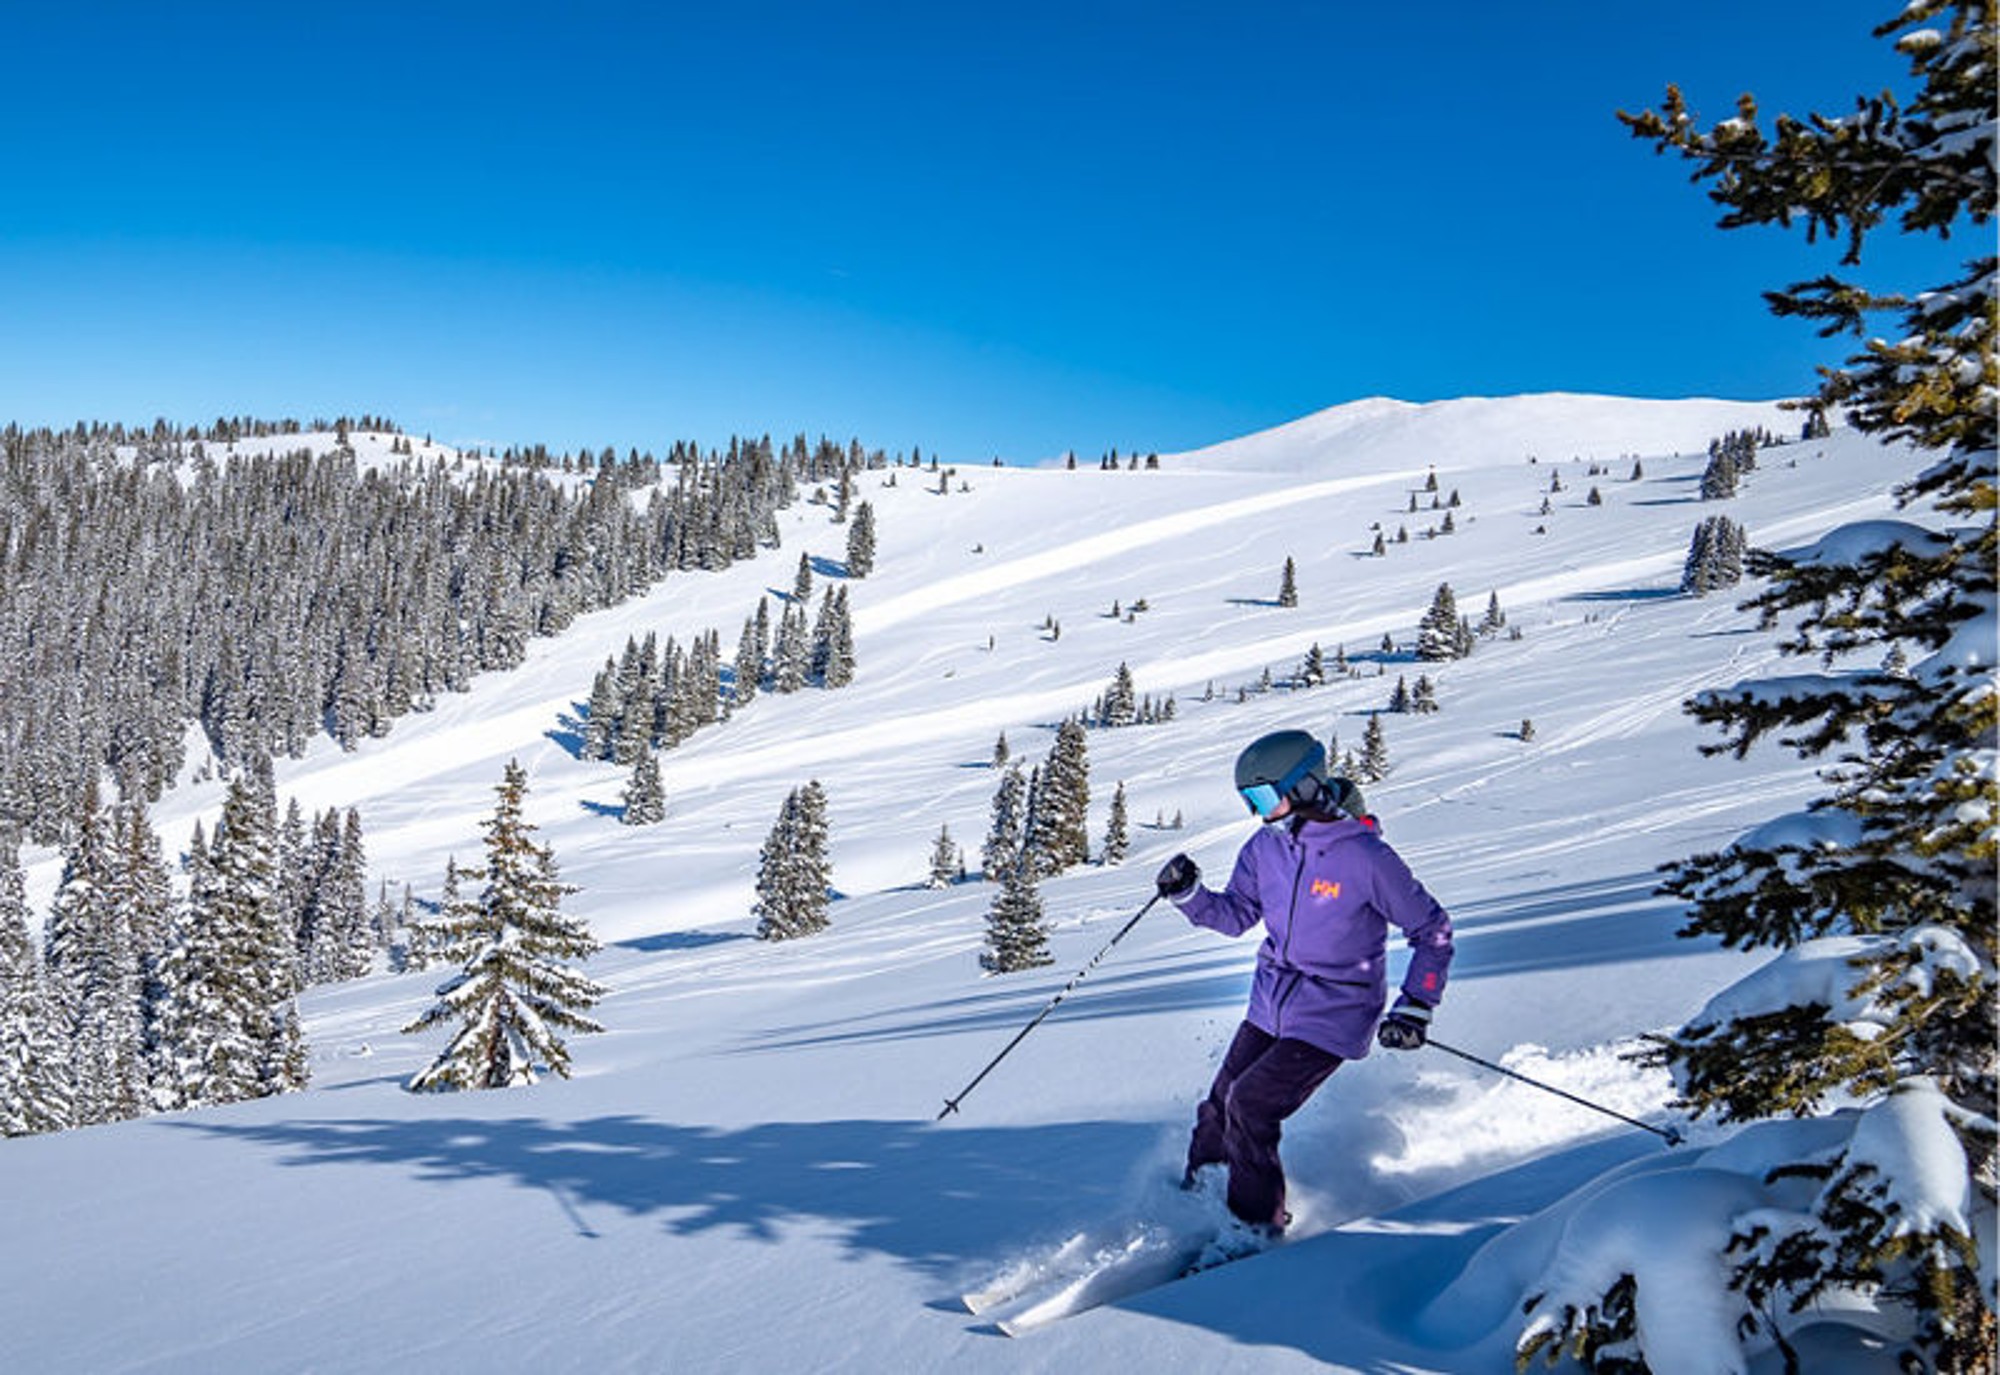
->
174, 1112, 1164, 1287
612, 930, 749, 954
1563, 588, 1681, 604
545, 705, 589, 759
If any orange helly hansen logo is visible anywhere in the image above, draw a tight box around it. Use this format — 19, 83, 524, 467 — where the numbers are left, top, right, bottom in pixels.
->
1310, 879, 1342, 900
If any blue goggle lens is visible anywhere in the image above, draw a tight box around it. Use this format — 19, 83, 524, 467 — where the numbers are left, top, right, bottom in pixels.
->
1240, 782, 1283, 818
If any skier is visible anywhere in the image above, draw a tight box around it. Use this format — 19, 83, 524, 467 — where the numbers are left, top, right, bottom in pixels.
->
1155, 729, 1454, 1236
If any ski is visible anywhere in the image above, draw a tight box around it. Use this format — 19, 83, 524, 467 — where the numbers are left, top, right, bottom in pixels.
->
994, 1227, 1214, 1336
958, 1229, 1093, 1315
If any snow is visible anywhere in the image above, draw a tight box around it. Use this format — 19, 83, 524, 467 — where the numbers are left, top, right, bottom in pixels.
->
3, 393, 1956, 1372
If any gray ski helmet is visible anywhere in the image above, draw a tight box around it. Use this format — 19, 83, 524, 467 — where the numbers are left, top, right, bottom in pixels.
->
1234, 730, 1328, 818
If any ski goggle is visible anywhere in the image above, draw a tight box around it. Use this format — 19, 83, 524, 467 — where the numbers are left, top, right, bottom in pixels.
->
1238, 746, 1325, 819
1239, 781, 1287, 819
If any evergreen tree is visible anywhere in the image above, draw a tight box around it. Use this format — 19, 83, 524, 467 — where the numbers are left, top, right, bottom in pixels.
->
0, 833, 70, 1135
1415, 583, 1464, 661
405, 761, 603, 1089
812, 587, 856, 689
925, 824, 959, 890
1597, 13, 1997, 1368
1277, 556, 1299, 608
307, 809, 373, 984
1480, 590, 1507, 635
1412, 674, 1440, 714
1102, 781, 1130, 865
1298, 643, 1327, 688
1388, 675, 1412, 714
792, 551, 814, 605
981, 849, 1053, 974
1680, 514, 1749, 595
845, 500, 877, 577
1699, 441, 1741, 499
582, 658, 621, 760
1030, 721, 1091, 875
772, 602, 811, 693
753, 782, 832, 941
621, 749, 666, 825
1098, 662, 1138, 727
154, 775, 303, 1110
992, 731, 1010, 770
732, 615, 763, 708
44, 786, 147, 1125
982, 764, 1027, 881
1359, 715, 1391, 782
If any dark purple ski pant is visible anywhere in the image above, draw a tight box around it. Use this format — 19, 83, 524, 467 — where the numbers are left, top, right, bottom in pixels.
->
1186, 1021, 1342, 1228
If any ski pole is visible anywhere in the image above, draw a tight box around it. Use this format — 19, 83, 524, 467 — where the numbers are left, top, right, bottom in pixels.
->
1424, 1036, 1684, 1147
937, 892, 1164, 1121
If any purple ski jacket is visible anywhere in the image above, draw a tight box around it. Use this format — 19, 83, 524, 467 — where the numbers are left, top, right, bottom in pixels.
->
1173, 816, 1454, 1060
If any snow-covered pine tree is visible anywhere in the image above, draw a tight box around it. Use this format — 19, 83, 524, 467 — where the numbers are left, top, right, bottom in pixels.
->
1359, 714, 1391, 782
815, 586, 856, 689
1388, 675, 1412, 714
612, 641, 657, 765
752, 781, 832, 941
926, 824, 958, 890
1698, 441, 1741, 499
1562, 11, 1997, 1368
732, 615, 763, 709
153, 775, 305, 1110
582, 657, 621, 760
792, 551, 814, 605
1030, 720, 1091, 875
982, 764, 1027, 881
405, 761, 603, 1089
303, 809, 373, 985
1277, 556, 1299, 607
1480, 590, 1507, 635
44, 785, 147, 1125
1298, 643, 1326, 688
621, 749, 666, 825
845, 500, 876, 577
1679, 514, 1748, 595
1412, 675, 1440, 714
1415, 583, 1463, 661
772, 602, 811, 693
1102, 781, 1130, 865
1098, 662, 1138, 727
981, 847, 1053, 974
0, 833, 70, 1135
992, 731, 1010, 770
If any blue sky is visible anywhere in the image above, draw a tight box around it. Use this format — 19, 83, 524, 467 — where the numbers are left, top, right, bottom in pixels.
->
0, 2, 1958, 462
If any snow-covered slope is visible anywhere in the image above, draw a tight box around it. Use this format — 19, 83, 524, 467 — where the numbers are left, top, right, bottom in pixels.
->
3, 395, 1909, 1373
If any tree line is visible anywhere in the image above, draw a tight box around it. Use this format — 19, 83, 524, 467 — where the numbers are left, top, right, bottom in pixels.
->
0, 422, 882, 848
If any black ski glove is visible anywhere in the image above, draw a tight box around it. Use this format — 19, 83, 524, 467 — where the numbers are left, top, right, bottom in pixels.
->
1376, 997, 1432, 1051
1156, 853, 1200, 901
